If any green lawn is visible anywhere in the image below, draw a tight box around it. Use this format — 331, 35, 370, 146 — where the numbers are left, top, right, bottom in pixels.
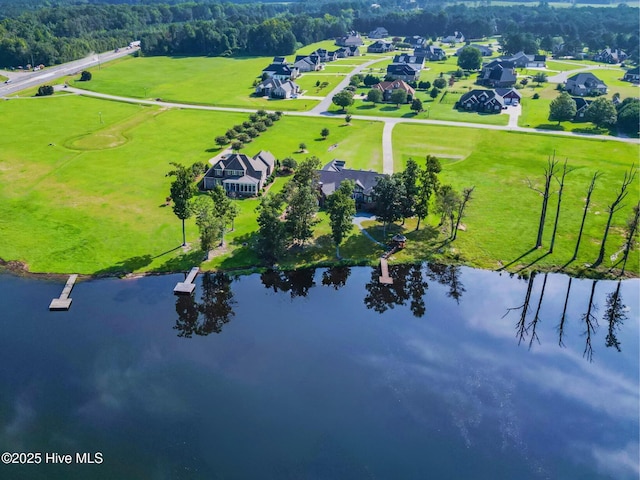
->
71, 55, 318, 111
297, 73, 345, 96
392, 123, 640, 276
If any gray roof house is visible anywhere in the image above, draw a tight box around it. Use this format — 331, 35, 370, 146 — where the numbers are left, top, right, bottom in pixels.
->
593, 48, 627, 64
369, 27, 389, 39
442, 31, 465, 44
386, 63, 421, 82
318, 160, 384, 206
457, 89, 512, 113
456, 44, 493, 56
348, 45, 361, 56
367, 40, 394, 53
335, 32, 363, 47
565, 72, 607, 96
478, 60, 516, 87
623, 66, 639, 83
255, 77, 300, 99
393, 54, 426, 69
416, 45, 446, 61
294, 55, 322, 72
403, 36, 427, 48
202, 151, 276, 197
499, 51, 546, 68
262, 63, 299, 81
572, 97, 592, 119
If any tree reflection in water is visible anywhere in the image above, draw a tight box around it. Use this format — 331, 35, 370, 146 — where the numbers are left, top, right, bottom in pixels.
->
174, 272, 235, 337
321, 266, 351, 290
603, 280, 626, 352
260, 268, 316, 298
364, 263, 430, 318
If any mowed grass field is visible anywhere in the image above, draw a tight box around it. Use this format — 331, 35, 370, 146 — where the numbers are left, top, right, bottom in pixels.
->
71, 55, 318, 111
392, 124, 640, 275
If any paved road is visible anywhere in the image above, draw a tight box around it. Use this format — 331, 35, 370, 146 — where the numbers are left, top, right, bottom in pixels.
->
0, 46, 139, 97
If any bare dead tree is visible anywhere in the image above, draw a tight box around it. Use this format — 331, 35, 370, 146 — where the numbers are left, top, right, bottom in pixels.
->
527, 272, 548, 349
557, 276, 573, 347
572, 172, 601, 262
452, 186, 475, 240
581, 280, 599, 362
604, 280, 626, 352
528, 154, 559, 249
621, 202, 640, 275
503, 272, 537, 346
594, 164, 637, 266
549, 159, 573, 254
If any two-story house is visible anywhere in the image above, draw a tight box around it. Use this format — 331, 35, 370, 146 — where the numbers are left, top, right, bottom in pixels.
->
202, 151, 276, 196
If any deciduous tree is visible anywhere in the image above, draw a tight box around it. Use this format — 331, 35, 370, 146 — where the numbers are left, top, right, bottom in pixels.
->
325, 180, 356, 258
457, 46, 482, 70
166, 162, 195, 246
549, 92, 576, 124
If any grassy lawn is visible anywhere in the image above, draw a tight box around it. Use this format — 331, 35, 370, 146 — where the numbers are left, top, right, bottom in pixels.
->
70, 55, 318, 111
296, 73, 345, 96
392, 123, 639, 276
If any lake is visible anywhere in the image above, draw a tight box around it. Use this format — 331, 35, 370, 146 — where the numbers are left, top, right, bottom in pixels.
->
0, 264, 637, 479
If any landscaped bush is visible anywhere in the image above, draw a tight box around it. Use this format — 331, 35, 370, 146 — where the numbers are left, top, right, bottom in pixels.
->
532, 93, 540, 99
36, 85, 54, 96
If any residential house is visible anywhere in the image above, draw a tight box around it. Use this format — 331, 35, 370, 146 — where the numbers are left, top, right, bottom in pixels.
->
403, 36, 427, 49
416, 45, 446, 61
373, 80, 415, 102
317, 160, 384, 207
499, 51, 546, 68
202, 151, 276, 196
456, 89, 522, 113
255, 77, 300, 99
393, 54, 426, 69
262, 63, 298, 81
623, 66, 640, 83
335, 32, 364, 47
572, 97, 592, 120
593, 48, 627, 64
442, 31, 465, 44
477, 60, 517, 88
367, 40, 394, 53
294, 55, 322, 72
565, 72, 607, 96
334, 47, 349, 58
313, 48, 337, 63
369, 27, 389, 39
386, 63, 420, 82
456, 44, 493, 57
272, 56, 287, 64
348, 45, 361, 56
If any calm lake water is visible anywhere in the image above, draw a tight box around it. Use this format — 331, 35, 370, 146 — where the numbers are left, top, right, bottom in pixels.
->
0, 265, 638, 480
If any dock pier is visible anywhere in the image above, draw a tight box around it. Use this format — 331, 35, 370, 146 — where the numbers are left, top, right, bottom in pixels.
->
174, 267, 199, 294
49, 274, 78, 310
379, 258, 393, 285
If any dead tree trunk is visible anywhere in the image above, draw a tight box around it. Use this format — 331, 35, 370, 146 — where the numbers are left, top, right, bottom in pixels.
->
452, 186, 475, 241
582, 280, 599, 363
527, 272, 548, 349
594, 165, 637, 266
529, 155, 558, 249
572, 172, 601, 262
621, 202, 640, 275
503, 272, 537, 346
557, 276, 572, 347
604, 280, 626, 352
549, 159, 571, 254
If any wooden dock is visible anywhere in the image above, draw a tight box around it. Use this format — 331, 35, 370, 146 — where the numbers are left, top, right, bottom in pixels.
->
379, 258, 393, 285
174, 267, 199, 294
49, 274, 78, 310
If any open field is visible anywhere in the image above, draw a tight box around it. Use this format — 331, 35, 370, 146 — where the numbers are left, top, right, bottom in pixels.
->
296, 73, 345, 96
392, 124, 640, 275
71, 55, 318, 111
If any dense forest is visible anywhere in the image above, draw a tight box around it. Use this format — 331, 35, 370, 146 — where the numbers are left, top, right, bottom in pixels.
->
0, 0, 638, 68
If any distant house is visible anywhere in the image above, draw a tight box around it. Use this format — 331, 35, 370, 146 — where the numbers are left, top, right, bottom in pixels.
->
369, 27, 389, 39
373, 80, 415, 102
367, 40, 394, 53
386, 63, 420, 82
572, 97, 592, 120
313, 48, 337, 63
318, 160, 384, 207
272, 56, 287, 64
255, 78, 300, 99
565, 72, 607, 96
202, 151, 276, 196
442, 31, 465, 44
456, 88, 521, 113
477, 60, 517, 88
335, 32, 364, 47
392, 54, 426, 69
416, 45, 446, 61
348, 45, 361, 56
593, 48, 627, 64
403, 36, 427, 49
262, 63, 298, 81
499, 51, 546, 68
456, 44, 493, 57
294, 55, 322, 72
623, 66, 640, 83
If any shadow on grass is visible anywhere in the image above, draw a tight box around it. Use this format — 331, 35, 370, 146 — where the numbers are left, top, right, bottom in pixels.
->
498, 247, 537, 271
572, 127, 607, 135
205, 146, 224, 153
154, 249, 206, 273
534, 124, 565, 131
356, 104, 376, 110
94, 255, 153, 276
517, 251, 551, 272
380, 106, 401, 112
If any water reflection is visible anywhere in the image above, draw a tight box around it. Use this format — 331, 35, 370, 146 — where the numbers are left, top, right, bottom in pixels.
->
604, 280, 626, 352
321, 266, 351, 290
173, 272, 235, 337
364, 264, 428, 317
260, 268, 316, 298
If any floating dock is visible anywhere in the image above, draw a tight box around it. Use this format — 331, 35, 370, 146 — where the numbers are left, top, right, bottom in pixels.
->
49, 274, 78, 310
379, 258, 393, 285
174, 267, 199, 294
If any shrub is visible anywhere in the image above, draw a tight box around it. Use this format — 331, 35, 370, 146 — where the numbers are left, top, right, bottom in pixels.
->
36, 85, 54, 96
532, 93, 540, 99
80, 70, 92, 81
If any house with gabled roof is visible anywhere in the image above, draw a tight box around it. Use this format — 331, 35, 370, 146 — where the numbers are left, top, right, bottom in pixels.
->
373, 80, 415, 102
294, 55, 322, 72
499, 51, 546, 68
623, 66, 639, 83
393, 54, 426, 69
262, 63, 298, 81
369, 27, 389, 39
272, 56, 287, 64
335, 31, 363, 47
317, 160, 384, 207
255, 77, 300, 99
416, 45, 446, 61
565, 72, 607, 96
348, 45, 361, 56
442, 31, 464, 44
368, 40, 394, 53
202, 151, 276, 197
593, 48, 627, 64
477, 60, 516, 88
456, 89, 514, 113
572, 97, 592, 119
456, 44, 493, 57
403, 36, 427, 48
386, 63, 420, 82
